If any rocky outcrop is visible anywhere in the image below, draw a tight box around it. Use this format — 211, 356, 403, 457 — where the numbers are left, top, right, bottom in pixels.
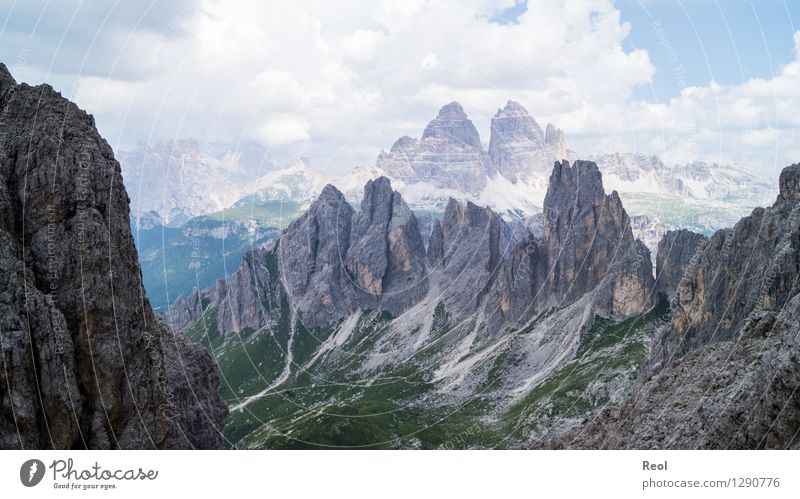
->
278, 184, 354, 327
166, 278, 227, 331
345, 177, 428, 315
540, 160, 655, 315
488, 101, 566, 183
427, 218, 444, 265
421, 101, 482, 149
662, 166, 800, 358
377, 102, 491, 193
549, 164, 800, 449
177, 160, 656, 341
439, 198, 503, 311
654, 229, 707, 298
217, 247, 278, 333
0, 63, 226, 449
544, 123, 567, 161
483, 160, 656, 332
178, 177, 430, 332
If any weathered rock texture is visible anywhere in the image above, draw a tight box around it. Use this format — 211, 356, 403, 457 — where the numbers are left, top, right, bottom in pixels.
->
549, 164, 800, 449
0, 63, 227, 449
482, 160, 656, 332
377, 102, 491, 193
377, 101, 571, 195
345, 177, 428, 315
654, 229, 707, 298
489, 101, 567, 183
174, 177, 431, 332
174, 161, 656, 340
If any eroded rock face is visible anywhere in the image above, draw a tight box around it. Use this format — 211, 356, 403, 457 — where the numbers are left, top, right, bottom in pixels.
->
664, 173, 800, 357
218, 247, 276, 334
488, 101, 566, 183
654, 229, 707, 298
426, 218, 444, 265
377, 102, 490, 193
278, 185, 354, 328
345, 177, 428, 315
540, 160, 655, 315
176, 160, 657, 343
0, 63, 226, 449
439, 198, 502, 312
548, 164, 800, 449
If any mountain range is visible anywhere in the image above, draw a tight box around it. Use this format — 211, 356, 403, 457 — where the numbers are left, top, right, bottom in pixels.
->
125, 102, 775, 311
168, 153, 800, 449
2, 61, 797, 450
120, 101, 775, 237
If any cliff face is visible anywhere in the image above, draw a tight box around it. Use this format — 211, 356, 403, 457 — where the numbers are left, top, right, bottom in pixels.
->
345, 177, 429, 315
654, 229, 708, 298
551, 164, 800, 449
0, 64, 227, 449
539, 160, 654, 314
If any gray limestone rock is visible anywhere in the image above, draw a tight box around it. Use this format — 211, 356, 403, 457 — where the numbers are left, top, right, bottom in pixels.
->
654, 229, 708, 298
488, 101, 566, 183
546, 164, 800, 449
345, 177, 428, 315
278, 184, 354, 328
0, 63, 226, 449
377, 102, 490, 193
540, 160, 655, 315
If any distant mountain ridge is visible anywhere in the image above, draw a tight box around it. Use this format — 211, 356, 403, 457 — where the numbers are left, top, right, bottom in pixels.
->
119, 102, 775, 242
230, 102, 774, 234
119, 139, 272, 227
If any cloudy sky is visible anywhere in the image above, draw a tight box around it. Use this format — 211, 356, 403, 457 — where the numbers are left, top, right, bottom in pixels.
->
1, 0, 798, 177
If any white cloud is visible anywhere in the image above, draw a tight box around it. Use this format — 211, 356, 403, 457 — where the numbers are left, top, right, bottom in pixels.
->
38, 0, 794, 176
63, 0, 653, 171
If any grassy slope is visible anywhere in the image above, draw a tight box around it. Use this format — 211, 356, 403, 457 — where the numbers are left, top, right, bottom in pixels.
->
185, 253, 670, 449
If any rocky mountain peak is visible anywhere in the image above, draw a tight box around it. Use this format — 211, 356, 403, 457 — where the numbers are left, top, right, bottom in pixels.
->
544, 160, 608, 215
346, 176, 428, 313
778, 163, 800, 202
488, 102, 564, 183
389, 135, 418, 153
358, 176, 394, 222
490, 100, 544, 141
421, 101, 482, 149
435, 100, 469, 119
317, 182, 350, 206
557, 165, 800, 450
654, 229, 708, 298
377, 103, 489, 193
544, 123, 567, 159
541, 160, 652, 314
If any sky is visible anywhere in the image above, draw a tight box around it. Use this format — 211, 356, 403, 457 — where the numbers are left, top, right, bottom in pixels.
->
1, 0, 798, 178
